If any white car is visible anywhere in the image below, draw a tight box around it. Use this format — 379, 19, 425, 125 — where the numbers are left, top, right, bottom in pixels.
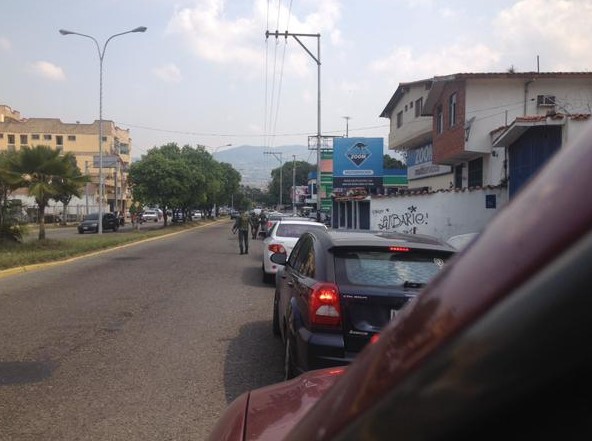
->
141, 210, 159, 222
262, 219, 327, 284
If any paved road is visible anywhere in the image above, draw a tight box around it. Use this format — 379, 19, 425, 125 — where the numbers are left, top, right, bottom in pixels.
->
0, 221, 283, 440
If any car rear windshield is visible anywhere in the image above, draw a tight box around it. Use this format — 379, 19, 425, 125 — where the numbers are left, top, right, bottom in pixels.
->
276, 224, 326, 238
334, 248, 454, 287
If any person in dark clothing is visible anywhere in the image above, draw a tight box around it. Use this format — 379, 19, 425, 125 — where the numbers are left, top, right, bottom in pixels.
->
232, 211, 250, 254
249, 212, 260, 239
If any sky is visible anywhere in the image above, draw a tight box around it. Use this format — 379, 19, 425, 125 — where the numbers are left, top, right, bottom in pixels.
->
2, 0, 592, 167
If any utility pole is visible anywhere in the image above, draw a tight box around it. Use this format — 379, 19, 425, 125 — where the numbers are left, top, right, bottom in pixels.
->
343, 116, 351, 137
264, 151, 283, 209
266, 30, 321, 212
292, 155, 297, 215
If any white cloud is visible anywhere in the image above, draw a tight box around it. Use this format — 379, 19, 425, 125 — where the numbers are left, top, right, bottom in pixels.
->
153, 63, 182, 83
0, 37, 10, 51
29, 61, 65, 81
370, 43, 500, 81
494, 0, 592, 71
165, 0, 342, 76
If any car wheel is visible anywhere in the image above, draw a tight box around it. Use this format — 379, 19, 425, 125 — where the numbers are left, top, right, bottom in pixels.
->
283, 332, 295, 380
272, 291, 280, 337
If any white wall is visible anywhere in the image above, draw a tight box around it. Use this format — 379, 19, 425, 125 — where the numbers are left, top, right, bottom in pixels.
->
370, 188, 509, 241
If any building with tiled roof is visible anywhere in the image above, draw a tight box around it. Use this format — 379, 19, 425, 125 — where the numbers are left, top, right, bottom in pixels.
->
0, 104, 132, 216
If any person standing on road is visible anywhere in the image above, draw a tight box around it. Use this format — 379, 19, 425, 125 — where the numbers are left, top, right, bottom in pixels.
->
249, 211, 260, 239
232, 210, 250, 254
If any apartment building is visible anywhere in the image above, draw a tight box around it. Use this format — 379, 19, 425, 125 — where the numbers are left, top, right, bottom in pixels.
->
381, 72, 592, 197
0, 104, 132, 214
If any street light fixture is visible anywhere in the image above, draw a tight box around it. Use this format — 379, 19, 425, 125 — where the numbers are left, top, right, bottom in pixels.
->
60, 26, 147, 233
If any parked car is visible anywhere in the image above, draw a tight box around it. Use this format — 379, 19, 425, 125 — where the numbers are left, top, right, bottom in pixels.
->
141, 209, 159, 222
255, 211, 283, 238
261, 218, 327, 284
171, 210, 186, 223
207, 120, 592, 441
191, 210, 202, 220
272, 229, 456, 379
77, 212, 119, 234
230, 209, 240, 219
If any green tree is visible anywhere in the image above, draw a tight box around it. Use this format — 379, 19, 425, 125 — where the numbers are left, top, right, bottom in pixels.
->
268, 161, 315, 208
7, 145, 86, 240
0, 150, 24, 242
128, 143, 191, 225
52, 154, 89, 226
383, 154, 406, 169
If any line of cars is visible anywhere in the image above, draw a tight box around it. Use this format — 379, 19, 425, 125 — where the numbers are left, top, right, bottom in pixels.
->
260, 215, 457, 380
209, 123, 592, 440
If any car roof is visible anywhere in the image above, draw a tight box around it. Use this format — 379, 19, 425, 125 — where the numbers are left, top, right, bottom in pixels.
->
309, 229, 456, 252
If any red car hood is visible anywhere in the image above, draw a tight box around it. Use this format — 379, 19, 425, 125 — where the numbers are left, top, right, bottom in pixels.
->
207, 367, 345, 441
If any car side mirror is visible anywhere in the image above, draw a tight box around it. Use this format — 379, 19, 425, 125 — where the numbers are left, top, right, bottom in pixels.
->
270, 253, 287, 266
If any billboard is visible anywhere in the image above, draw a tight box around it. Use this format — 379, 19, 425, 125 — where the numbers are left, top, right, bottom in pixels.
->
333, 137, 383, 188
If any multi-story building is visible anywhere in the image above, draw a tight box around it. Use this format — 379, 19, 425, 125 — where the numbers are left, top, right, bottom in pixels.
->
380, 78, 453, 190
0, 104, 132, 216
381, 72, 592, 197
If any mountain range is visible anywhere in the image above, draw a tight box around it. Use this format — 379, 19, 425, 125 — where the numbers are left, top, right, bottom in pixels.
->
212, 144, 317, 188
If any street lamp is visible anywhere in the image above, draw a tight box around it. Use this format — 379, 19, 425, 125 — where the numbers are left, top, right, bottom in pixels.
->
60, 26, 147, 233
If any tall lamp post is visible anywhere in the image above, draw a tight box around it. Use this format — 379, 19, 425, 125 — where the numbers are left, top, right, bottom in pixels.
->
60, 26, 147, 233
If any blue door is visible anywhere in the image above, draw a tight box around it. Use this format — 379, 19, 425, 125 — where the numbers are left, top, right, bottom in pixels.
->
509, 126, 561, 198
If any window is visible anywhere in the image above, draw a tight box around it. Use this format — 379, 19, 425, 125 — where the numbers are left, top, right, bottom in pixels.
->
43, 134, 52, 140
537, 95, 556, 107
68, 135, 76, 141
449, 93, 457, 127
436, 106, 443, 134
468, 157, 483, 188
56, 135, 63, 145
415, 98, 423, 117
397, 111, 403, 128
0, 133, 3, 139
289, 235, 315, 277
102, 136, 107, 142
7, 134, 15, 144
20, 134, 28, 145
335, 249, 453, 287
32, 134, 40, 140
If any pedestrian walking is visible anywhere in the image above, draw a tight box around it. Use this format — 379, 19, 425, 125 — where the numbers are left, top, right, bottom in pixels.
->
249, 211, 260, 239
232, 210, 250, 254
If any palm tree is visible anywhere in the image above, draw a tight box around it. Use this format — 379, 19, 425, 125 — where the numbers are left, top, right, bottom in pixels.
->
8, 145, 87, 240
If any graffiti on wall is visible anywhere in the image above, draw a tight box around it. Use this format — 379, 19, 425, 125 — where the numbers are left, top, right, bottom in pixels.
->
375, 205, 429, 234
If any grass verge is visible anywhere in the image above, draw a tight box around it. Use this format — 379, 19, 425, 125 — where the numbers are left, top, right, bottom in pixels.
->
0, 221, 213, 271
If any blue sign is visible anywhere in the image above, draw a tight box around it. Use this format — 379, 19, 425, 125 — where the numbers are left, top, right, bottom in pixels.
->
333, 137, 383, 188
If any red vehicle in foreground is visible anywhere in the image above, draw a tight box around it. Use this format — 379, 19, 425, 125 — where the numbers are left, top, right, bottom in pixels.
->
208, 124, 592, 441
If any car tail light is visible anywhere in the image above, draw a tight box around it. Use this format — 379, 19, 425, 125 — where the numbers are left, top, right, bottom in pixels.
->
268, 244, 286, 254
309, 283, 341, 327
390, 246, 410, 252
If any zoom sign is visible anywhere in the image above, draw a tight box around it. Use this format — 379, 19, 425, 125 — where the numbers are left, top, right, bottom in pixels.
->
346, 142, 371, 167
334, 138, 383, 188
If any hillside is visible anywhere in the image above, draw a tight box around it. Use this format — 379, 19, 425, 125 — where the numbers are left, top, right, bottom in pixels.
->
212, 144, 315, 188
